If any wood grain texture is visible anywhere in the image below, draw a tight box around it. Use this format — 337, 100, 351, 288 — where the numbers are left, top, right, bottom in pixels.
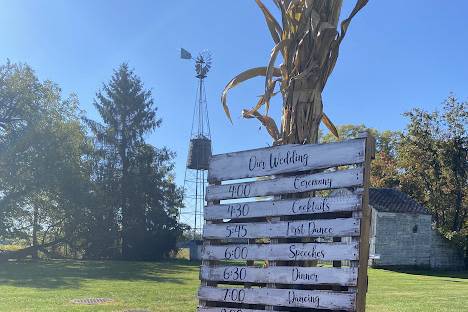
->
200, 136, 374, 312
198, 286, 356, 311
208, 138, 365, 182
198, 309, 286, 312
355, 132, 375, 312
199, 180, 222, 310
204, 194, 361, 220
200, 265, 358, 286
203, 218, 360, 239
206, 168, 363, 201
202, 242, 359, 261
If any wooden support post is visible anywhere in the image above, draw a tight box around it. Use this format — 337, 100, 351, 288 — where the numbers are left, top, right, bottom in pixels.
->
355, 131, 375, 312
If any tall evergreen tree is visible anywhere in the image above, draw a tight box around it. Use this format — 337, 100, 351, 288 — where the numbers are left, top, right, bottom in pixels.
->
87, 63, 182, 260
126, 144, 184, 260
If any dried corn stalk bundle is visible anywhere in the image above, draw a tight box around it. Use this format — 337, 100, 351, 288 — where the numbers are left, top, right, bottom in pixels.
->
222, 0, 368, 144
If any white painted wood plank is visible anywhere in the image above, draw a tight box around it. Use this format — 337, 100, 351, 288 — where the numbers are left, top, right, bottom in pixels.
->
208, 138, 365, 182
203, 218, 360, 239
202, 242, 359, 261
198, 309, 280, 312
198, 286, 356, 311
204, 194, 361, 220
206, 168, 363, 201
200, 265, 358, 286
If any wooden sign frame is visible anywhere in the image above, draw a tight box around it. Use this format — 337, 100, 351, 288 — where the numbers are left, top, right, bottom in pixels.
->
198, 133, 375, 312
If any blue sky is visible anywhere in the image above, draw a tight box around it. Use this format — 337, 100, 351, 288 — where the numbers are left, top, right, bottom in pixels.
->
1, 0, 467, 188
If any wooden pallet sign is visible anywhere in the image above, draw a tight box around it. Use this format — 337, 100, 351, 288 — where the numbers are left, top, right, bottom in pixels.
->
198, 134, 375, 312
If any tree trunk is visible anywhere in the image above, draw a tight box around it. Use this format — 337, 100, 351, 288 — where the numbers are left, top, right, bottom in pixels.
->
32, 204, 39, 260
451, 138, 465, 232
0, 239, 63, 262
121, 140, 130, 259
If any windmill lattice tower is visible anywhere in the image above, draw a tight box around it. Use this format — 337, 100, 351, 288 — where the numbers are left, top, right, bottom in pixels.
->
181, 50, 212, 238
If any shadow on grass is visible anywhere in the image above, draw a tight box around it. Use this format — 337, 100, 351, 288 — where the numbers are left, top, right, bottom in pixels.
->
0, 258, 200, 289
376, 267, 468, 279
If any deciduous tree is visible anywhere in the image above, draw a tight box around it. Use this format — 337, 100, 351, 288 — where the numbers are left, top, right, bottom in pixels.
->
398, 96, 467, 240
321, 124, 400, 188
0, 62, 92, 259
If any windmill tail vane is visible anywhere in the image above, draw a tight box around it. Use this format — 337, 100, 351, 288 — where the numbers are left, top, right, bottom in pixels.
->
180, 48, 192, 60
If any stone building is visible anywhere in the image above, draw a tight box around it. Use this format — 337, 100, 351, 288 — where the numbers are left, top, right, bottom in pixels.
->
368, 188, 465, 269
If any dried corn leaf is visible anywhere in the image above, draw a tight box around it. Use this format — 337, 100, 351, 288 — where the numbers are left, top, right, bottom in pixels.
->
255, 0, 282, 45
340, 0, 368, 41
265, 39, 291, 111
322, 112, 339, 138
222, 66, 281, 123
223, 0, 367, 144
242, 109, 280, 141
243, 96, 265, 116
322, 0, 368, 85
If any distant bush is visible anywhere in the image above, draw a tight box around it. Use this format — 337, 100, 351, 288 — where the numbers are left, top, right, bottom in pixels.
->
0, 244, 23, 251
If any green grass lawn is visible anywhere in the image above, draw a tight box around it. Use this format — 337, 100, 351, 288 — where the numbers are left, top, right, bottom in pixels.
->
0, 259, 466, 312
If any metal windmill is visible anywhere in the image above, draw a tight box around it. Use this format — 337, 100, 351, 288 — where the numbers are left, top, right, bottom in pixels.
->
180, 48, 212, 238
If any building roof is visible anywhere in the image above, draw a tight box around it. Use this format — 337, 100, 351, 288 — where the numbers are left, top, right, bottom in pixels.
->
369, 188, 430, 215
